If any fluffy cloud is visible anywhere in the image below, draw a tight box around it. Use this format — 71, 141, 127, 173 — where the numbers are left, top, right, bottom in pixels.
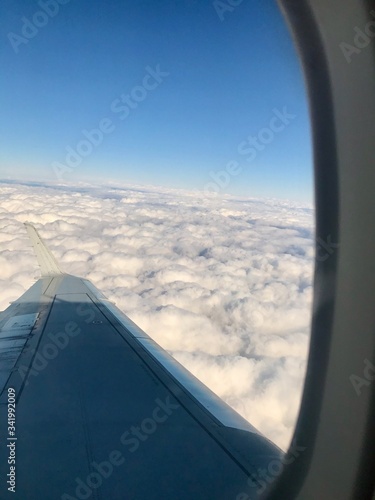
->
0, 180, 314, 450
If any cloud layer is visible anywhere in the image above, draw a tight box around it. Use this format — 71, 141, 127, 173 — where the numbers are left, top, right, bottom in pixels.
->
0, 181, 314, 450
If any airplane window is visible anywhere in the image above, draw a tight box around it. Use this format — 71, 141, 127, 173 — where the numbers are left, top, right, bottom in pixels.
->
0, 0, 314, 489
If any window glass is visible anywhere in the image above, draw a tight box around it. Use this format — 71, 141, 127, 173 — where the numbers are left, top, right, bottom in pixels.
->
0, 0, 314, 452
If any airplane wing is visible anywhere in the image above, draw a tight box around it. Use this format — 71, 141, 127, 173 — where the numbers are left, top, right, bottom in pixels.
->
0, 224, 282, 500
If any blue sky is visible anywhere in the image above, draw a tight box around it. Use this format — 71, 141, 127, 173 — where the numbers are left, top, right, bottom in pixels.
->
0, 0, 313, 201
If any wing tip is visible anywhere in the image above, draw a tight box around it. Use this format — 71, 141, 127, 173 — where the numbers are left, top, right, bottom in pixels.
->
24, 222, 63, 277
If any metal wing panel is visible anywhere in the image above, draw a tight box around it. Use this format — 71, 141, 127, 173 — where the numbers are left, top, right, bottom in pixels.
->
0, 274, 282, 499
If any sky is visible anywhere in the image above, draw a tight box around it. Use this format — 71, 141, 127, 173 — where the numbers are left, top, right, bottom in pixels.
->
0, 0, 313, 201
0, 181, 314, 450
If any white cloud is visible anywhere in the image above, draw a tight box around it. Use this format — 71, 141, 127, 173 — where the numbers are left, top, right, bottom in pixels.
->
0, 180, 314, 450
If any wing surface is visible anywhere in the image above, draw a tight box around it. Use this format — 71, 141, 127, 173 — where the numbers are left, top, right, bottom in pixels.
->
0, 225, 282, 500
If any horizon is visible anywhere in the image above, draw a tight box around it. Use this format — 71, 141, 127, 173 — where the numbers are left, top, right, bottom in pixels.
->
0, 177, 315, 207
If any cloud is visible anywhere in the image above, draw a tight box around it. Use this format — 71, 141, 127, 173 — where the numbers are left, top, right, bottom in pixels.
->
0, 180, 314, 450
